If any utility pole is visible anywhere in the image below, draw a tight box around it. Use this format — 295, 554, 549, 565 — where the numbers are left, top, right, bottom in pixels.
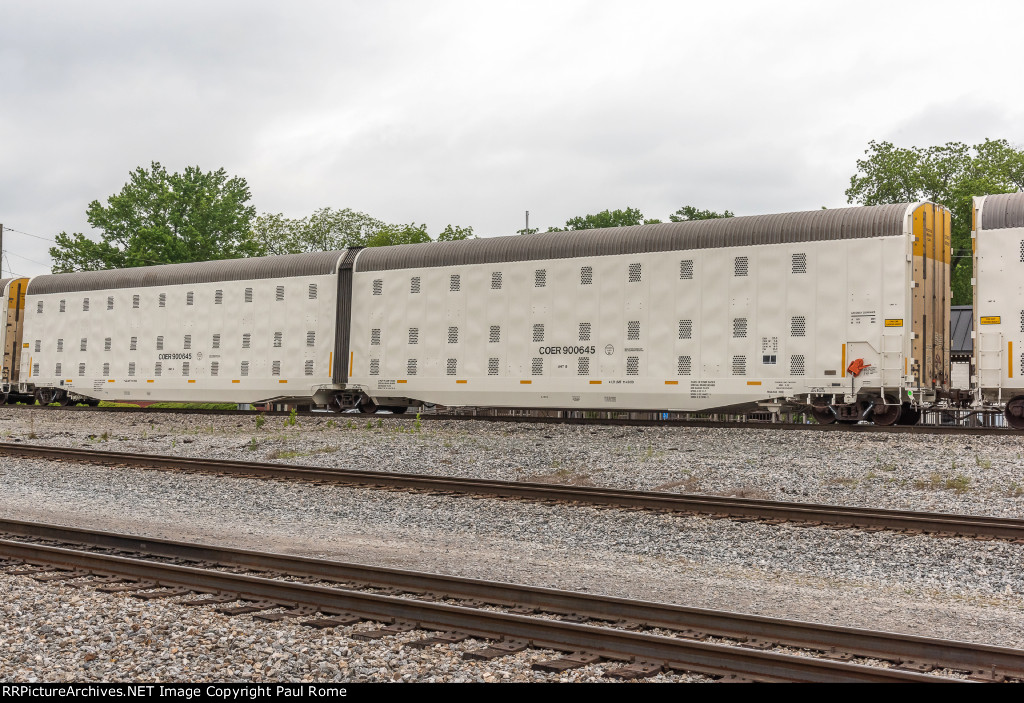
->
525, 211, 529, 235
0, 223, 4, 276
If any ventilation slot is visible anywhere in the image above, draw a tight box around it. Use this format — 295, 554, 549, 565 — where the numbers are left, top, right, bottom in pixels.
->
448, 326, 459, 344
273, 332, 282, 348
491, 272, 502, 290
158, 294, 166, 308
244, 288, 253, 303
678, 320, 692, 340
78, 363, 85, 377
33, 363, 39, 376
680, 260, 694, 279
580, 266, 593, 285
241, 361, 250, 377
578, 357, 590, 375
627, 321, 640, 340
308, 283, 318, 300
133, 295, 140, 309
36, 301, 43, 313
242, 333, 251, 350
677, 356, 692, 375
535, 269, 547, 288
215, 290, 223, 305
59, 299, 66, 313
533, 324, 545, 342
183, 335, 192, 350
210, 361, 219, 377
791, 316, 806, 337
275, 286, 285, 301
56, 362, 62, 376
733, 318, 747, 338
791, 355, 805, 375
154, 362, 162, 377
732, 356, 746, 375
1020, 309, 1024, 333
34, 340, 40, 352
156, 336, 164, 351
128, 362, 135, 377
628, 263, 642, 283
57, 339, 64, 352
449, 275, 460, 292
1020, 352, 1024, 377
129, 337, 137, 352
104, 337, 112, 351
407, 359, 418, 376
80, 338, 88, 352
186, 291, 194, 306
306, 331, 315, 347
792, 253, 807, 274
410, 277, 421, 294
182, 362, 189, 377
102, 362, 110, 377
734, 257, 748, 277
272, 361, 281, 376
409, 328, 419, 345
373, 279, 383, 296
107, 296, 114, 310
1020, 240, 1024, 263
447, 358, 457, 376
626, 356, 639, 375
489, 326, 500, 343
82, 298, 90, 311
488, 358, 499, 376
532, 357, 543, 375
369, 359, 380, 376
212, 334, 221, 349
367, 328, 379, 347
579, 322, 591, 342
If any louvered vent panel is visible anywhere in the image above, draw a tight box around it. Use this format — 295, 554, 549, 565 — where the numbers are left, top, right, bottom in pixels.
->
306, 331, 315, 347
791, 316, 806, 337
680, 260, 694, 279
489, 326, 500, 343
210, 361, 219, 376
275, 286, 285, 301
491, 272, 502, 289
81, 338, 88, 352
154, 362, 162, 377
578, 357, 590, 375
103, 362, 110, 377
107, 296, 114, 310
129, 337, 136, 351
59, 299, 66, 312
627, 321, 640, 340
36, 301, 43, 313
733, 318, 747, 338
628, 263, 642, 283
104, 338, 112, 351
792, 253, 807, 274
132, 295, 139, 309
626, 356, 639, 375
580, 266, 593, 285
579, 322, 591, 341
372, 279, 383, 296
533, 324, 545, 342
791, 355, 805, 375
678, 320, 692, 340
212, 334, 221, 349
184, 335, 191, 350
488, 358, 499, 376
215, 290, 223, 304
242, 333, 251, 349
447, 358, 457, 375
241, 361, 250, 377
734, 257, 748, 277
57, 338, 64, 352
371, 328, 381, 345
83, 298, 90, 311
182, 362, 189, 377
78, 363, 85, 376
186, 291, 194, 306
448, 326, 459, 344
409, 328, 419, 345
732, 356, 746, 375
407, 359, 417, 375
272, 361, 281, 376
449, 275, 460, 292
411, 277, 421, 294
678, 356, 691, 375
56, 362, 63, 376
128, 362, 135, 377
244, 288, 253, 303
532, 357, 543, 375
1020, 310, 1024, 333
369, 359, 379, 376
308, 284, 317, 300
273, 332, 282, 348
159, 294, 166, 308
33, 363, 39, 376
34, 340, 40, 352
1020, 240, 1024, 262
535, 269, 547, 287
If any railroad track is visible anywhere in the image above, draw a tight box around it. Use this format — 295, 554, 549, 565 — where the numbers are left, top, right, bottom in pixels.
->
2, 518, 1017, 682
3, 443, 1024, 543
2, 402, 1020, 435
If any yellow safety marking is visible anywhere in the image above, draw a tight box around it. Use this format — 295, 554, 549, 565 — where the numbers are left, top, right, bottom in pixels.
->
1011, 342, 1014, 379
520, 380, 532, 384
885, 319, 903, 327
841, 344, 846, 378
66, 379, 72, 384
22, 343, 28, 348
146, 380, 154, 383
746, 381, 762, 386
108, 379, 115, 383
980, 316, 1001, 325
231, 380, 240, 384
279, 380, 288, 384
456, 380, 467, 384
664, 380, 678, 385
349, 352, 353, 377
329, 352, 334, 375
589, 380, 602, 384
397, 379, 407, 384
187, 380, 196, 384
905, 358, 908, 375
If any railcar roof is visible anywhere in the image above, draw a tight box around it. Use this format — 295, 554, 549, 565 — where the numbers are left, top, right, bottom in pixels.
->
354, 203, 916, 272
980, 192, 1024, 230
0, 278, 11, 293
27, 250, 348, 295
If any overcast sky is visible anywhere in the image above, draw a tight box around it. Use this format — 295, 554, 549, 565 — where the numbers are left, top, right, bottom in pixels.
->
2, 0, 1023, 277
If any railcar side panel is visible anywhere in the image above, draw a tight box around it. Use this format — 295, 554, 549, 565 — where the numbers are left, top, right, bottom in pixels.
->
1, 278, 28, 387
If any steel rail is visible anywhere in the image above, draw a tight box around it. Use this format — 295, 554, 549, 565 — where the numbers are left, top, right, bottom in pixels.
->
0, 538, 957, 683
3, 443, 1024, 542
3, 403, 1020, 436
1, 518, 1018, 680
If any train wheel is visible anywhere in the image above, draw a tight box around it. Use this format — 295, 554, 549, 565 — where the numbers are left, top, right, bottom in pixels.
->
358, 399, 378, 414
897, 404, 921, 426
810, 405, 836, 425
34, 388, 56, 405
57, 392, 73, 406
1005, 396, 1024, 430
0, 390, 8, 405
871, 396, 902, 427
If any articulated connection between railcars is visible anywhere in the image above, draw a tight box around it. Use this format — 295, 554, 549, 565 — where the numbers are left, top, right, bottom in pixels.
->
1, 195, 1023, 427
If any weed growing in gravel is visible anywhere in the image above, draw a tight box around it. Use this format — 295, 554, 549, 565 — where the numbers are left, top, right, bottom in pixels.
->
255, 415, 266, 430
100, 431, 109, 442
1008, 482, 1023, 498
913, 472, 971, 494
976, 456, 993, 469
283, 409, 298, 427
247, 437, 258, 451
28, 417, 36, 440
414, 413, 422, 432
326, 419, 336, 429
376, 419, 383, 428
267, 445, 340, 460
346, 420, 356, 429
827, 476, 858, 488
365, 420, 374, 429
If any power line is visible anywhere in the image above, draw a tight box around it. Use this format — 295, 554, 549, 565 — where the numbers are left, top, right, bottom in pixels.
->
3, 226, 57, 243
5, 250, 50, 267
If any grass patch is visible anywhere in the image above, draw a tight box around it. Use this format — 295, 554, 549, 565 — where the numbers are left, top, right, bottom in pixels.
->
266, 445, 340, 460
912, 472, 971, 494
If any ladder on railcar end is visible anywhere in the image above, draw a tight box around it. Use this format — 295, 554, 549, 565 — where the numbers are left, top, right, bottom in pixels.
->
976, 332, 1004, 402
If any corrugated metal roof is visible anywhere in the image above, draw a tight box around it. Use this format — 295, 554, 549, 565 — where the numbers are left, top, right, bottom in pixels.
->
27, 251, 349, 295
0, 278, 11, 294
980, 192, 1024, 230
950, 305, 973, 357
355, 203, 915, 272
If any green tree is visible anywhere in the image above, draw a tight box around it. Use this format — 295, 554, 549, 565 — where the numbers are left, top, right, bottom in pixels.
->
670, 205, 735, 221
846, 139, 1024, 304
50, 162, 259, 272
437, 224, 474, 241
363, 223, 433, 248
560, 207, 646, 231
251, 207, 384, 256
